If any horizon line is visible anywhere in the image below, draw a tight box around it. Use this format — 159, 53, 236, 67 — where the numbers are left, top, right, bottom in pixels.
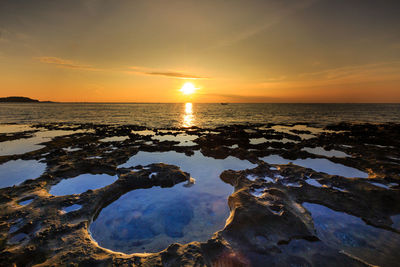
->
2, 101, 400, 104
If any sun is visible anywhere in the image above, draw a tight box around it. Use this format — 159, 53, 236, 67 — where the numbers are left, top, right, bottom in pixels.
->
180, 82, 197, 95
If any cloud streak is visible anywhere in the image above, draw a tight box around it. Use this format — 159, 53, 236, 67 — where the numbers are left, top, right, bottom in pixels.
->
36, 57, 101, 71
198, 93, 280, 103
254, 61, 400, 90
36, 57, 208, 79
128, 66, 208, 79
210, 0, 318, 49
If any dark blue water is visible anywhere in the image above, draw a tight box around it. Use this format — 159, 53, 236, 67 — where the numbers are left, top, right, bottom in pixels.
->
0, 160, 46, 189
304, 203, 400, 267
261, 155, 368, 178
90, 151, 257, 253
49, 174, 118, 196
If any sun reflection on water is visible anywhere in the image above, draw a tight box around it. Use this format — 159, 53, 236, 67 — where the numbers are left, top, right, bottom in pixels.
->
182, 103, 195, 128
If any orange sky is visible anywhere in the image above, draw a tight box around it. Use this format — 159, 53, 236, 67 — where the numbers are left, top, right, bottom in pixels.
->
1, 0, 400, 103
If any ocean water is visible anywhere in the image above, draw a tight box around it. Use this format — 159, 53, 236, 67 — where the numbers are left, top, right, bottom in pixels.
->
0, 103, 399, 128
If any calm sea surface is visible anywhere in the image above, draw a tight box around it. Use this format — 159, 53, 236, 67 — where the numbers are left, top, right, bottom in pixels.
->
0, 103, 399, 128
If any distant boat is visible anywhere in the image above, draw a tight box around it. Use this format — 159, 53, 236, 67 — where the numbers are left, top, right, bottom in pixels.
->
220, 103, 228, 105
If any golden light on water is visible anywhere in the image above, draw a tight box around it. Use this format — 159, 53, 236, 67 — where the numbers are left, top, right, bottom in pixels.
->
182, 102, 194, 128
180, 82, 197, 95
185, 102, 193, 114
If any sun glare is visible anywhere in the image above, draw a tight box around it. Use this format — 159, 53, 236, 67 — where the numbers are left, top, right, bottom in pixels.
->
180, 82, 197, 95
183, 102, 194, 127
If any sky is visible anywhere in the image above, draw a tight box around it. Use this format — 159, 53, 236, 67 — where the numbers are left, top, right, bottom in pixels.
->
0, 0, 400, 103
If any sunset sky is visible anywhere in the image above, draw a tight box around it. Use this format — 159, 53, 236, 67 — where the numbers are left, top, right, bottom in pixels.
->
1, 0, 400, 103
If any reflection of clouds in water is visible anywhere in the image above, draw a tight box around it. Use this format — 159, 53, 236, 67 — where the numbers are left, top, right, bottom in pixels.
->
91, 187, 227, 253
182, 103, 195, 128
212, 198, 226, 214
304, 202, 400, 267
0, 124, 34, 133
49, 174, 118, 196
0, 159, 46, 188
0, 129, 88, 156
90, 151, 257, 253
261, 154, 368, 178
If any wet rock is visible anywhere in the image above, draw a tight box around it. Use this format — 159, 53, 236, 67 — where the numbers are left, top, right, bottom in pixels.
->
0, 122, 399, 266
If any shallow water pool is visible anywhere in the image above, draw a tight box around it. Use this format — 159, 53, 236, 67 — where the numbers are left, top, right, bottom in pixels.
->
261, 155, 368, 178
49, 174, 118, 196
0, 129, 86, 156
304, 202, 400, 267
0, 160, 46, 188
302, 147, 350, 158
152, 134, 197, 146
90, 151, 257, 253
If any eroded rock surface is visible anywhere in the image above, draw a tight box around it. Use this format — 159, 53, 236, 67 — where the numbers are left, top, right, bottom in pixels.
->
0, 122, 399, 266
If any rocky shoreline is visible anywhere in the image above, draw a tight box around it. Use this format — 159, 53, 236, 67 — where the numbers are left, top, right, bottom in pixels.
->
0, 122, 399, 266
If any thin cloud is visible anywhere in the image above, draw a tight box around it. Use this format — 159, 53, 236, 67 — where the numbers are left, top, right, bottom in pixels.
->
253, 61, 400, 90
297, 61, 400, 81
0, 28, 30, 43
0, 28, 9, 43
146, 71, 206, 79
36, 57, 207, 78
200, 93, 280, 103
128, 66, 208, 79
210, 0, 318, 49
36, 57, 101, 71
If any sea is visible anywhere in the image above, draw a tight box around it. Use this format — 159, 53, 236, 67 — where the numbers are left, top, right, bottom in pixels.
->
0, 103, 399, 128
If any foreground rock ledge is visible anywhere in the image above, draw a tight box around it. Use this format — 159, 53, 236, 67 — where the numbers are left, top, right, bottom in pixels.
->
0, 122, 399, 266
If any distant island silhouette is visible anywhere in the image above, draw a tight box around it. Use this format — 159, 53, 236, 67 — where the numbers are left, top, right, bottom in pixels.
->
0, 96, 54, 103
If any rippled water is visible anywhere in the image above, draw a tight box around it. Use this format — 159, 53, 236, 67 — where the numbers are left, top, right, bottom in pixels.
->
0, 103, 399, 128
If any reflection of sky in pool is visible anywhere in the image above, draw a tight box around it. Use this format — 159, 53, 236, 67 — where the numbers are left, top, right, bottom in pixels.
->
0, 160, 46, 188
269, 124, 345, 140
261, 155, 368, 178
63, 204, 82, 213
19, 198, 34, 206
249, 138, 268, 145
99, 136, 130, 142
391, 215, 400, 231
131, 130, 156, 135
302, 147, 350, 158
0, 124, 34, 133
304, 202, 400, 267
305, 178, 323, 188
49, 174, 118, 196
0, 129, 85, 156
249, 137, 298, 145
90, 151, 257, 253
368, 182, 391, 189
271, 125, 335, 136
63, 147, 82, 152
120, 151, 256, 195
152, 134, 198, 146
